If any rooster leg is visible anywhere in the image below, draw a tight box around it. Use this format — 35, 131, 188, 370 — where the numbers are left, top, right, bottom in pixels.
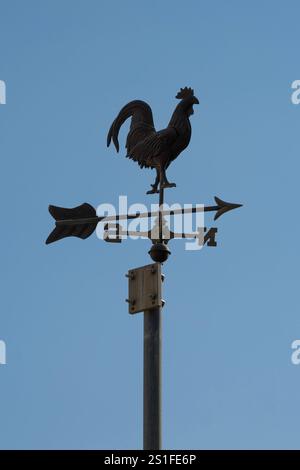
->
146, 169, 160, 194
161, 167, 176, 189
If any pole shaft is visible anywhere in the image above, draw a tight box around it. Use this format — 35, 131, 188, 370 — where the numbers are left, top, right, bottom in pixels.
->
144, 171, 163, 450
143, 306, 162, 450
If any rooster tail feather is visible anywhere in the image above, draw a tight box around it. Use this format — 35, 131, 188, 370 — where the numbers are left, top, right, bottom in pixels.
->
107, 100, 155, 153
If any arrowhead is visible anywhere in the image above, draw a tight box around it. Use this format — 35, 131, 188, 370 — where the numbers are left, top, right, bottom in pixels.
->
214, 196, 243, 221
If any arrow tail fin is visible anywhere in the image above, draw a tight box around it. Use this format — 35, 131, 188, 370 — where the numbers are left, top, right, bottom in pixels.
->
46, 203, 97, 244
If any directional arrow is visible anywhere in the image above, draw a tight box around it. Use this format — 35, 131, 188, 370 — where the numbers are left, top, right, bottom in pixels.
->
46, 197, 242, 244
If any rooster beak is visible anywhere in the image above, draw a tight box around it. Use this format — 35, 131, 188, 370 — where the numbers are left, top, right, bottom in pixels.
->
194, 97, 200, 105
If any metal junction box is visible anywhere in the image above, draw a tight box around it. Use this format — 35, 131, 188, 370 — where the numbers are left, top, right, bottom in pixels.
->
126, 263, 163, 314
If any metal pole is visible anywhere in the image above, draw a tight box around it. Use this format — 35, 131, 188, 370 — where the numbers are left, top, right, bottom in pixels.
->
143, 305, 162, 450
144, 172, 163, 450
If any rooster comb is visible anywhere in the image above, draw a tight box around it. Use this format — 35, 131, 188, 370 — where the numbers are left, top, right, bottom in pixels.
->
176, 87, 194, 100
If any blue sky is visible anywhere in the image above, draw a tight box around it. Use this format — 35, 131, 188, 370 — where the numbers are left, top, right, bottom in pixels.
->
0, 0, 300, 449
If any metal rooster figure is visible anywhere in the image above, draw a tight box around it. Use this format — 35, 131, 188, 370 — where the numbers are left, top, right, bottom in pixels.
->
107, 87, 199, 194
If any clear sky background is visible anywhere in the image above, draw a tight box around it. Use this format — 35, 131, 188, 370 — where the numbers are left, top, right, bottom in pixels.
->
0, 0, 300, 450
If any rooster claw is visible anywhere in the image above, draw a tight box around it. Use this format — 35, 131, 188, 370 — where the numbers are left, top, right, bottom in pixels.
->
146, 184, 159, 195
161, 182, 177, 189
146, 188, 159, 195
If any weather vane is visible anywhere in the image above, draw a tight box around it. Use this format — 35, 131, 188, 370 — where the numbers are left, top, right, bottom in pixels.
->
46, 87, 242, 450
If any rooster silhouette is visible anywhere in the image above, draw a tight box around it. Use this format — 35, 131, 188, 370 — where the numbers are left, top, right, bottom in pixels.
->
107, 87, 199, 194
